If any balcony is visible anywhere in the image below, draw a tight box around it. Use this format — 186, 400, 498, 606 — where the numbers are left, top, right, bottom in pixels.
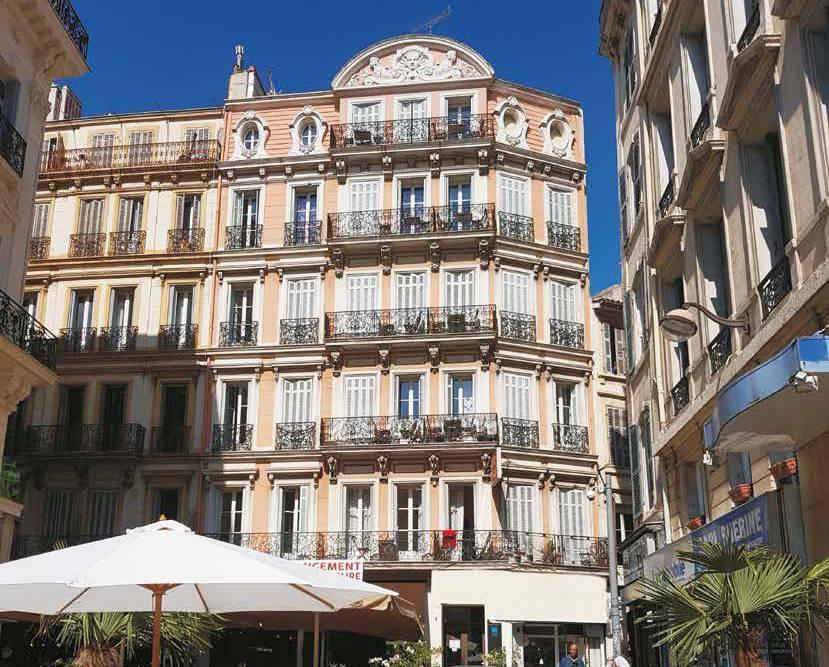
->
0, 289, 57, 371
498, 212, 534, 242
708, 328, 732, 375
280, 318, 319, 345
109, 230, 145, 256
158, 324, 197, 351
552, 424, 589, 454
547, 222, 581, 252
167, 228, 205, 253
737, 3, 761, 52
690, 101, 712, 149
275, 422, 316, 451
285, 220, 322, 246
149, 425, 191, 453
225, 224, 263, 250
549, 319, 585, 349
501, 418, 539, 449
321, 413, 498, 448
327, 204, 495, 240
648, 3, 663, 46
69, 233, 106, 258
98, 326, 137, 352
0, 110, 26, 177
678, 98, 726, 210
671, 375, 690, 415
212, 424, 254, 452
48, 0, 90, 59
219, 321, 258, 347
22, 423, 144, 454
39, 140, 220, 176
325, 305, 495, 341
499, 311, 536, 342
14, 534, 109, 560
59, 327, 96, 354
759, 257, 792, 320
29, 237, 50, 262
657, 179, 676, 219
329, 114, 493, 150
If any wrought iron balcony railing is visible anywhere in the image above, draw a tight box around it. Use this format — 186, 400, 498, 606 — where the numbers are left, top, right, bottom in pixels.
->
22, 423, 144, 454
48, 0, 90, 59
285, 220, 322, 246
321, 413, 498, 448
149, 425, 191, 453
330, 114, 493, 149
671, 375, 690, 415
158, 324, 197, 351
501, 418, 539, 449
737, 3, 761, 52
648, 2, 663, 46
29, 236, 51, 262
40, 140, 220, 175
547, 222, 581, 252
0, 109, 26, 177
280, 318, 319, 345
498, 212, 534, 241
275, 422, 316, 451
59, 327, 96, 353
69, 233, 106, 258
657, 179, 675, 219
98, 326, 137, 352
109, 230, 145, 256
325, 305, 496, 340
549, 319, 585, 349
327, 204, 495, 239
13, 534, 110, 559
225, 224, 263, 250
212, 424, 254, 452
690, 101, 711, 148
167, 227, 205, 253
552, 424, 590, 454
759, 257, 792, 320
219, 321, 258, 347
499, 311, 536, 342
0, 289, 57, 370
708, 328, 732, 375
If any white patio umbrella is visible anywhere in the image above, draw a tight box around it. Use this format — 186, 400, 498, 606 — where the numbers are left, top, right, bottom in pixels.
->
0, 520, 396, 667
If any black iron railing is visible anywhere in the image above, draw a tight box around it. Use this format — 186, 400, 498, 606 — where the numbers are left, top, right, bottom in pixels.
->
690, 101, 711, 148
552, 424, 590, 454
98, 326, 137, 352
325, 305, 496, 340
109, 230, 145, 255
158, 324, 197, 351
167, 228, 205, 253
41, 140, 219, 175
21, 423, 143, 454
280, 318, 319, 345
501, 418, 539, 449
549, 319, 585, 349
499, 311, 536, 342
69, 233, 106, 258
737, 3, 761, 52
149, 425, 190, 453
498, 212, 534, 241
0, 289, 57, 370
547, 222, 581, 252
321, 413, 498, 448
708, 328, 732, 374
29, 236, 51, 262
330, 114, 493, 149
758, 257, 792, 320
225, 224, 263, 250
658, 179, 675, 219
327, 204, 495, 239
47, 0, 90, 59
0, 109, 26, 177
219, 321, 258, 347
649, 3, 663, 46
13, 534, 110, 559
285, 220, 322, 246
671, 376, 690, 415
275, 423, 316, 451
212, 424, 254, 452
59, 327, 96, 353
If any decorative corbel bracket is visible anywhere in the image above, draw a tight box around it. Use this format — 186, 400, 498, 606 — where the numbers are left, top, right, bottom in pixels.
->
336, 159, 347, 184
378, 347, 390, 374
478, 149, 489, 175
329, 350, 343, 376
248, 470, 259, 490
480, 452, 493, 482
428, 454, 440, 487
327, 456, 339, 484
332, 248, 344, 278
377, 455, 390, 482
382, 155, 393, 181
478, 239, 491, 270
480, 344, 492, 371
429, 242, 441, 273
380, 245, 392, 275
429, 152, 441, 177
428, 345, 440, 373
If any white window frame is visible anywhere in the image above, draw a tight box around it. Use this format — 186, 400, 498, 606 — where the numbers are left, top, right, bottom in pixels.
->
277, 374, 316, 424
333, 371, 381, 418
269, 481, 315, 533
284, 178, 325, 224
500, 269, 533, 315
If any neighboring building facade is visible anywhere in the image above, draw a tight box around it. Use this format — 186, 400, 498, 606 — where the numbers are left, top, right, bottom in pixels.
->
0, 0, 88, 559
13, 35, 621, 665
600, 1, 829, 665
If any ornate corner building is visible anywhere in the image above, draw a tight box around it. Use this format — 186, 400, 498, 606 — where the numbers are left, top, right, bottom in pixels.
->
9, 35, 631, 665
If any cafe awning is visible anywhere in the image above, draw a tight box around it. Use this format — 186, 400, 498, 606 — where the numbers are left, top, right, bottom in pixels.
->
704, 336, 829, 454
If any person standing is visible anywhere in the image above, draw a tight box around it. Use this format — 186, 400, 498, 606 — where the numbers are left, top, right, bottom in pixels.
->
558, 642, 585, 667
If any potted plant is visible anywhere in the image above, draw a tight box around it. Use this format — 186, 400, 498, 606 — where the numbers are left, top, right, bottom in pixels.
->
729, 483, 753, 506
770, 457, 797, 483
687, 514, 705, 531
540, 539, 561, 565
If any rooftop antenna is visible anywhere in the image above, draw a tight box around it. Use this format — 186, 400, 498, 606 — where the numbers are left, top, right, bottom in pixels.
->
267, 69, 276, 95
233, 45, 244, 73
412, 5, 452, 35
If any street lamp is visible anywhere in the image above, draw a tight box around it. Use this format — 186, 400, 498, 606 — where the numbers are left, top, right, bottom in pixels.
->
659, 301, 750, 342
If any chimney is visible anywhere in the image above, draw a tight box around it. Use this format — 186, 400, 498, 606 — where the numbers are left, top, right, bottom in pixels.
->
47, 83, 82, 121
227, 44, 265, 100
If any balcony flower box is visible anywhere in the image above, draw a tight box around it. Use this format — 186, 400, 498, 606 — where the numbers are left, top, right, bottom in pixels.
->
729, 483, 753, 506
770, 457, 798, 483
687, 514, 706, 531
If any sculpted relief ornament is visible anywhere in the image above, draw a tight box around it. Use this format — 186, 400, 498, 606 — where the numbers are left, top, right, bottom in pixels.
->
347, 46, 477, 87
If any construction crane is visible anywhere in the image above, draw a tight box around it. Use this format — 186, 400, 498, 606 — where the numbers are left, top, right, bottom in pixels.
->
412, 6, 452, 35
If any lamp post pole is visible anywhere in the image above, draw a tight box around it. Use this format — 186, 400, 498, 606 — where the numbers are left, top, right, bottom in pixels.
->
605, 473, 622, 658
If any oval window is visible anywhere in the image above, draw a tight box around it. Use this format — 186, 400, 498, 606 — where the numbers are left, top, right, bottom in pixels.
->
300, 122, 318, 146
503, 109, 522, 139
550, 121, 569, 152
242, 125, 260, 151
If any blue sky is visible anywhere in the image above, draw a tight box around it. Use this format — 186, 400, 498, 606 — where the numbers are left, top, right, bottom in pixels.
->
67, 0, 621, 292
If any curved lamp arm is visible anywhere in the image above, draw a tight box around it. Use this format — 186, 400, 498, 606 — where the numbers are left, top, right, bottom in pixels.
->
682, 301, 750, 334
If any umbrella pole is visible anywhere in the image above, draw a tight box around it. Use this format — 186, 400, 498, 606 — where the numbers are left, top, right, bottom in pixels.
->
313, 612, 320, 667
152, 588, 162, 667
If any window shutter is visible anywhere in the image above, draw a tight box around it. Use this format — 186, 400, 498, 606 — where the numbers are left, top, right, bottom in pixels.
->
191, 194, 201, 227
623, 292, 635, 370
642, 410, 655, 507
629, 424, 642, 517
615, 327, 627, 375
298, 486, 308, 532
175, 194, 184, 229
233, 191, 243, 226
33, 203, 50, 237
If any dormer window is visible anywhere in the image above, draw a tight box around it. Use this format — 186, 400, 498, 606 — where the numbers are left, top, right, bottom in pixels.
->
289, 106, 326, 155
232, 111, 269, 159
493, 96, 528, 147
